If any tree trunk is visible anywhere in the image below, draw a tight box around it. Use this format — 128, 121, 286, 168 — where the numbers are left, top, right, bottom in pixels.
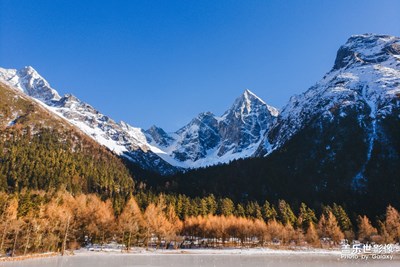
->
145, 229, 149, 249
127, 231, 132, 252
12, 228, 19, 257
35, 232, 43, 252
0, 202, 8, 253
0, 221, 9, 253
101, 231, 105, 250
24, 227, 31, 255
61, 216, 70, 256
157, 236, 161, 250
121, 232, 125, 252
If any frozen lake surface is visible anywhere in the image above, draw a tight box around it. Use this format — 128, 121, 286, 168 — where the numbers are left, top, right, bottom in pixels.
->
1, 249, 399, 267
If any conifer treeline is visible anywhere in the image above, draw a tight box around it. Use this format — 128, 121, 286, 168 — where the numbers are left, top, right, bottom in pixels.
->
1, 190, 399, 256
0, 127, 134, 213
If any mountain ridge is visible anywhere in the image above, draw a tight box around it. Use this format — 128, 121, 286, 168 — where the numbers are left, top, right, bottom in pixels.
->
0, 67, 277, 174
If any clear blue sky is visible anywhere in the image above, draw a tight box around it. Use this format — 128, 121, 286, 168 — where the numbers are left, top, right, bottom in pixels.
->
1, 1, 399, 131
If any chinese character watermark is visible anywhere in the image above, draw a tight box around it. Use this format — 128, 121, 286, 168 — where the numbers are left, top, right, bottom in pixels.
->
340, 240, 398, 261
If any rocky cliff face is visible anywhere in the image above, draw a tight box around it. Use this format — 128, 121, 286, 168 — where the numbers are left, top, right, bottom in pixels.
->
0, 66, 61, 102
145, 89, 278, 168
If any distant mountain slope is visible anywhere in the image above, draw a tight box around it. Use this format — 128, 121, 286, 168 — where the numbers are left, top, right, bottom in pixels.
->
257, 34, 400, 156
255, 34, 400, 188
0, 82, 134, 205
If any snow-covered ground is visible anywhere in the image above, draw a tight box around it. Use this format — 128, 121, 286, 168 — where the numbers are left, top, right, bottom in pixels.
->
2, 248, 398, 267
75, 246, 343, 256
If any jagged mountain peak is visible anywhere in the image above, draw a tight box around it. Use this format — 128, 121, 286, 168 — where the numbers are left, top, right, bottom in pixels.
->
145, 125, 174, 147
148, 124, 161, 131
226, 89, 265, 115
197, 111, 215, 118
243, 88, 266, 103
0, 65, 61, 103
63, 93, 79, 101
175, 111, 217, 134
176, 111, 218, 134
17, 65, 40, 77
17, 65, 61, 102
333, 34, 400, 70
57, 93, 80, 104
221, 89, 279, 121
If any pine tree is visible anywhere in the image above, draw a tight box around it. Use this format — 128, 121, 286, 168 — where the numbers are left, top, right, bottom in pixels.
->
297, 202, 317, 231
245, 201, 263, 219
118, 197, 145, 250
143, 197, 178, 248
217, 198, 234, 216
262, 200, 277, 222
175, 194, 184, 219
205, 194, 217, 215
357, 215, 377, 243
265, 219, 284, 243
282, 223, 296, 244
0, 197, 18, 253
332, 203, 352, 233
384, 205, 400, 243
277, 200, 296, 226
198, 198, 208, 216
235, 204, 246, 217
85, 195, 115, 246
305, 222, 319, 246
318, 211, 344, 244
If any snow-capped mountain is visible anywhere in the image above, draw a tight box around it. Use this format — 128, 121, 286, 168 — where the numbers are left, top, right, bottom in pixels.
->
255, 34, 400, 189
145, 89, 278, 168
258, 34, 400, 154
3, 33, 397, 182
0, 67, 277, 174
0, 66, 61, 102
